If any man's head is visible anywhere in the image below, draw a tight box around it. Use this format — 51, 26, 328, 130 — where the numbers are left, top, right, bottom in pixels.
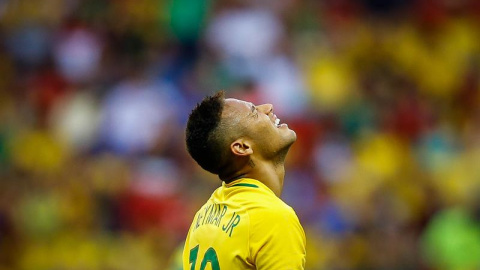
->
186, 91, 296, 179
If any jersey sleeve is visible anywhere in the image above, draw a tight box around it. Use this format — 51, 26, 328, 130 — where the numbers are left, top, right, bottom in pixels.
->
248, 206, 306, 270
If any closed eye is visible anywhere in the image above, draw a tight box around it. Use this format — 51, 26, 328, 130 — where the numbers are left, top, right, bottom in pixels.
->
250, 104, 259, 118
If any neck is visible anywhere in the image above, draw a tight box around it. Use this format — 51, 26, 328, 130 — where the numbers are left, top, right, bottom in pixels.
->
222, 158, 286, 197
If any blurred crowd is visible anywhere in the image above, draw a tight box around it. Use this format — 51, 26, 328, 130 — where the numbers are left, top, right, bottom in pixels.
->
1, 0, 480, 269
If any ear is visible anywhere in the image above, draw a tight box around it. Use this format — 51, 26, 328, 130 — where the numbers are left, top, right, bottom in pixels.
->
230, 139, 253, 157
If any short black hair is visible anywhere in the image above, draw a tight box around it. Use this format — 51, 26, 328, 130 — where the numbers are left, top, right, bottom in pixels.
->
186, 91, 229, 175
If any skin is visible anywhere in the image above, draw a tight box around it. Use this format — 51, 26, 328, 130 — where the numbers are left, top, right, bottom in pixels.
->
219, 98, 297, 197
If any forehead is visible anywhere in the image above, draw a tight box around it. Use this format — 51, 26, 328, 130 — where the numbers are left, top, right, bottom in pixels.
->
223, 98, 253, 116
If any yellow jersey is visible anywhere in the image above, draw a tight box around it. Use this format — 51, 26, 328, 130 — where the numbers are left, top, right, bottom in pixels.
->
182, 178, 306, 270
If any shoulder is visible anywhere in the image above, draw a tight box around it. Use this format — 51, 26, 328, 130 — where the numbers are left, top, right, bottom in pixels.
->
224, 183, 297, 215
247, 200, 300, 229
246, 197, 306, 268
220, 179, 301, 224
234, 189, 295, 217
232, 191, 300, 235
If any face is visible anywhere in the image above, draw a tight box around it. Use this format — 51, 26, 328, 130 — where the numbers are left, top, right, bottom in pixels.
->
222, 98, 297, 159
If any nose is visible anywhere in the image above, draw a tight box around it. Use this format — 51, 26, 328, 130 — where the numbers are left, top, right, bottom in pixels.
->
257, 103, 273, 114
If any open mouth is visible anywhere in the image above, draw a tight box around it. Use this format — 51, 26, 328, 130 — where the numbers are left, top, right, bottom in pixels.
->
272, 113, 287, 128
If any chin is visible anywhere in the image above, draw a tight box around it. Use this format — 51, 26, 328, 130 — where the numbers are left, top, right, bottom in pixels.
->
283, 129, 297, 147
287, 128, 297, 142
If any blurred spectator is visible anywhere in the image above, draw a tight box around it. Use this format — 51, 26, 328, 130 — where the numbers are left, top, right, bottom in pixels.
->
422, 206, 480, 270
49, 90, 100, 153
99, 76, 179, 155
53, 26, 103, 84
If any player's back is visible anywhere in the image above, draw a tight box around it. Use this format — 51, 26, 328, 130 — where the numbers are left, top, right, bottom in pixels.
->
182, 178, 306, 270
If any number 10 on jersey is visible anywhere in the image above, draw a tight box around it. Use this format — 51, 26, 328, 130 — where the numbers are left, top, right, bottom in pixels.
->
189, 245, 220, 270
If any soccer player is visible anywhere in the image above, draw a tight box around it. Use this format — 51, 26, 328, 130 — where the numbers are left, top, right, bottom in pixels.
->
183, 91, 306, 269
